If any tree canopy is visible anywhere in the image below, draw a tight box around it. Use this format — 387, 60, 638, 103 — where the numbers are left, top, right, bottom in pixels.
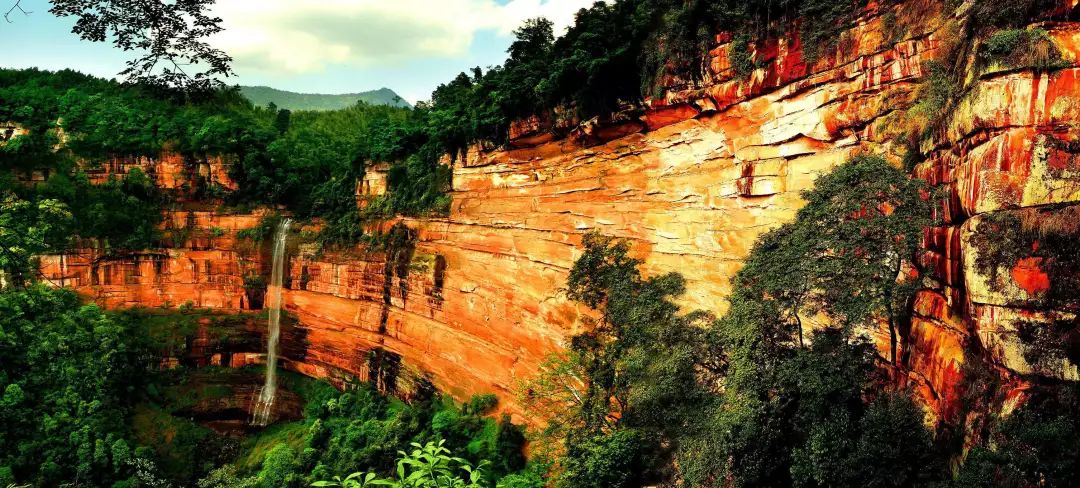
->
48, 0, 233, 90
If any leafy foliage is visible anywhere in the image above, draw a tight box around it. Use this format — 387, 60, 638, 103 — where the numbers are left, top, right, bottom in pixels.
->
39, 169, 165, 250
690, 156, 935, 485
520, 233, 713, 485
729, 34, 756, 78
966, 0, 1061, 33
726, 155, 931, 362
790, 155, 930, 359
313, 440, 488, 488
525, 156, 943, 486
0, 285, 152, 486
293, 387, 528, 487
48, 0, 233, 90
953, 385, 1080, 487
0, 169, 163, 264
0, 191, 70, 285
0, 288, 533, 487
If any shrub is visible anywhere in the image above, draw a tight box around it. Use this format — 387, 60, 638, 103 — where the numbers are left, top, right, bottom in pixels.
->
312, 440, 489, 488
980, 28, 1068, 71
243, 273, 267, 290
910, 60, 960, 137
237, 213, 284, 242
967, 0, 1060, 32
465, 394, 499, 415
799, 0, 864, 61
954, 386, 1080, 487
729, 34, 755, 78
557, 430, 648, 488
258, 444, 300, 488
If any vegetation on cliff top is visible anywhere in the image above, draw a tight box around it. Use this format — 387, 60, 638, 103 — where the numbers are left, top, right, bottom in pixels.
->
4, 0, 1071, 254
390, 0, 871, 151
0, 67, 450, 250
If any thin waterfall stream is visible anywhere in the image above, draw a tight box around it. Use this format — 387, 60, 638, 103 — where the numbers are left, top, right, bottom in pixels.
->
252, 218, 291, 427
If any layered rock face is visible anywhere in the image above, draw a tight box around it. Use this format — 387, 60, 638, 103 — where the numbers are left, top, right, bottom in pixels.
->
83, 150, 237, 196
911, 21, 1080, 424
40, 0, 1080, 426
41, 211, 264, 309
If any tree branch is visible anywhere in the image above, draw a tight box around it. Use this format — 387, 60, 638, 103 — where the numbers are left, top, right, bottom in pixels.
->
4, 0, 31, 23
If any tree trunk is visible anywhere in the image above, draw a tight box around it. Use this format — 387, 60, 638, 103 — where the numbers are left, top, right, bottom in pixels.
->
796, 313, 804, 349
886, 289, 897, 366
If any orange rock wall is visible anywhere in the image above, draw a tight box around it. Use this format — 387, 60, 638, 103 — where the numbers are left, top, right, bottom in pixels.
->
909, 20, 1080, 423
383, 0, 949, 407
40, 211, 264, 309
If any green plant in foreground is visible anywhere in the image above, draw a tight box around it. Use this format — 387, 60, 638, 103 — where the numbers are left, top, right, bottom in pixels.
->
313, 440, 488, 488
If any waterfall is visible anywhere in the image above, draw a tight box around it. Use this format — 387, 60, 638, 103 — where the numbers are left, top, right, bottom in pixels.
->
252, 217, 291, 427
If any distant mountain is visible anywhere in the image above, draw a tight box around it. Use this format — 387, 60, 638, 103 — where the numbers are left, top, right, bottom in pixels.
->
239, 86, 412, 111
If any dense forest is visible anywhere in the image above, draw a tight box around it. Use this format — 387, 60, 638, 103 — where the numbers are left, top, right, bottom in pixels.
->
3, 0, 1080, 486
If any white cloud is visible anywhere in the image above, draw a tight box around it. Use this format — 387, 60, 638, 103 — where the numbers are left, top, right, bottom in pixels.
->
211, 0, 596, 75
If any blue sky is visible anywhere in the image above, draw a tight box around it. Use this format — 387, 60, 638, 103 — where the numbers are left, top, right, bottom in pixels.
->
0, 0, 596, 103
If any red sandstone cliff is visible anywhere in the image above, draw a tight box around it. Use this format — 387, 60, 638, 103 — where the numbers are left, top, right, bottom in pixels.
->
40, 0, 1080, 428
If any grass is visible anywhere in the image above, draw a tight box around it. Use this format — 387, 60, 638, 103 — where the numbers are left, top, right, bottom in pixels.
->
235, 421, 309, 472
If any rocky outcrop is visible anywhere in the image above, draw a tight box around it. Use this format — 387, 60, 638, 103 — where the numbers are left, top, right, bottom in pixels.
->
164, 369, 305, 436
83, 150, 237, 198
40, 211, 263, 309
909, 20, 1080, 423
40, 0, 1080, 427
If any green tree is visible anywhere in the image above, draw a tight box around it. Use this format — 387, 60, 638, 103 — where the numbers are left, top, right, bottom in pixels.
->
498, 18, 554, 122
556, 429, 648, 488
523, 233, 715, 486
0, 192, 70, 287
275, 108, 292, 134
48, 0, 233, 90
197, 465, 259, 488
695, 155, 939, 486
0, 285, 150, 485
954, 385, 1080, 487
259, 444, 301, 488
735, 155, 931, 364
